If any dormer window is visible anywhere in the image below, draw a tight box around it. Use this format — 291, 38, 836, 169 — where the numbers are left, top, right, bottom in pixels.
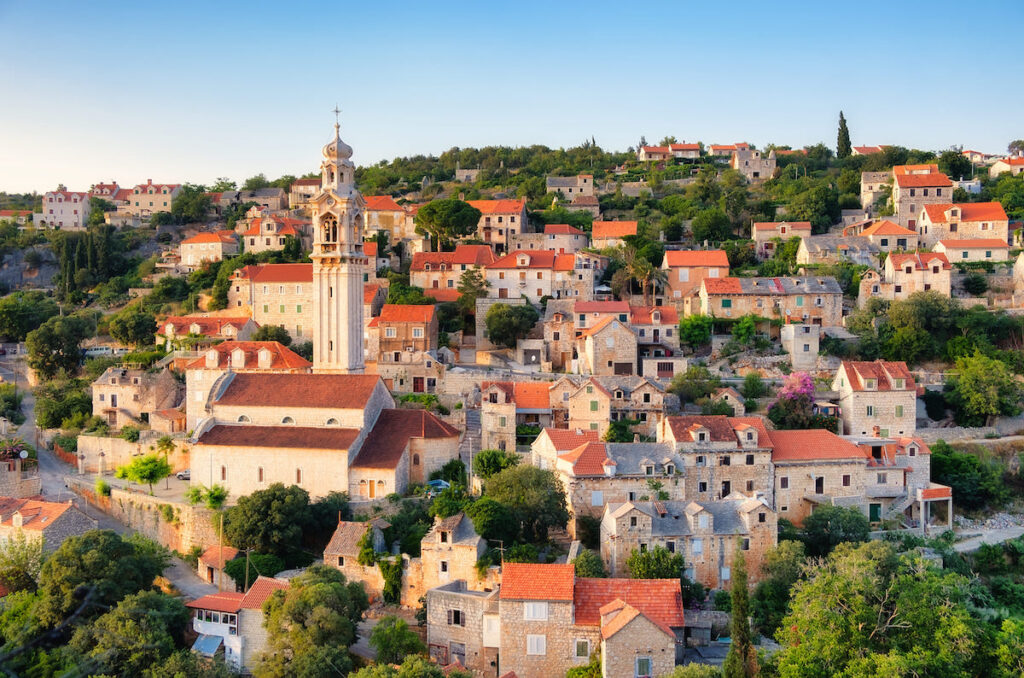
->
644, 465, 654, 476
664, 464, 674, 475
614, 390, 623, 399
746, 431, 754, 441
652, 311, 661, 323
440, 531, 448, 543
697, 432, 707, 442
865, 379, 876, 390
893, 378, 904, 389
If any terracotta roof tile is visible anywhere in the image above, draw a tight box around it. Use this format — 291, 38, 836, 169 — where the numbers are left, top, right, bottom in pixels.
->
411, 245, 497, 271
214, 373, 383, 409
466, 198, 526, 215
664, 249, 730, 268
544, 223, 585, 236
858, 220, 917, 237
752, 221, 812, 234
351, 409, 460, 470
186, 591, 244, 613
702, 277, 743, 294
364, 241, 379, 257
240, 576, 288, 609
364, 284, 383, 304
197, 424, 361, 450
184, 341, 311, 370
558, 442, 613, 476
573, 577, 683, 633
539, 427, 601, 451
513, 382, 551, 410
378, 304, 436, 324
664, 415, 747, 443
936, 238, 1009, 249
242, 263, 313, 283
199, 545, 240, 569
162, 316, 253, 337
922, 202, 1008, 223
894, 168, 952, 188
769, 429, 868, 462
0, 497, 73, 531
182, 231, 237, 245
592, 221, 638, 239
888, 252, 951, 271
500, 563, 574, 601
840, 360, 915, 392
363, 195, 403, 212
629, 305, 678, 325
574, 301, 629, 314
488, 250, 573, 270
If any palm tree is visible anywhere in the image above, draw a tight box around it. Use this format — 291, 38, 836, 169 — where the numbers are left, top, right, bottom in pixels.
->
156, 435, 175, 490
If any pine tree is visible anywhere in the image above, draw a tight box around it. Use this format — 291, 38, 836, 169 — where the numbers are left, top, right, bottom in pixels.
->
723, 549, 758, 678
837, 111, 852, 159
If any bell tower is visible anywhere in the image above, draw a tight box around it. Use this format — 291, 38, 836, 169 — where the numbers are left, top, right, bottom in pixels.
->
310, 112, 366, 373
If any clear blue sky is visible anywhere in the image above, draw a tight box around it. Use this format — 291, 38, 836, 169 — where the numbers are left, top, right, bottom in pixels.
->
2, 0, 1021, 193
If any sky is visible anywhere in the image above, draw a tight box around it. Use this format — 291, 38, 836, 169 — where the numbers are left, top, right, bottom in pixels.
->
1, 0, 1022, 194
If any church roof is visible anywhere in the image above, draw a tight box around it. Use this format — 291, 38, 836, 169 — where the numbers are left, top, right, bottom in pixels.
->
196, 424, 361, 450
350, 409, 460, 470
213, 373, 382, 409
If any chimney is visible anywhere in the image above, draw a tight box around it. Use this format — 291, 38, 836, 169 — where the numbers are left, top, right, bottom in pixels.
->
872, 425, 881, 438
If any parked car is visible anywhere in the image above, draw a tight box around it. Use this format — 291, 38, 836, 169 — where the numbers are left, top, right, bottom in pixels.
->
425, 478, 450, 498
175, 469, 191, 480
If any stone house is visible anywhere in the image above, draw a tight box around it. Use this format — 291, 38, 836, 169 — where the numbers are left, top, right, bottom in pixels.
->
542, 301, 575, 371
38, 187, 91, 230
91, 366, 179, 429
480, 381, 553, 452
916, 202, 1009, 248
661, 249, 730, 315
751, 221, 811, 260
183, 341, 312, 431
700, 276, 843, 326
364, 195, 416, 242
427, 580, 500, 673
711, 387, 745, 416
630, 305, 680, 353
545, 174, 595, 197
466, 199, 527, 254
237, 188, 288, 211
179, 231, 239, 272
709, 143, 750, 157
891, 165, 952, 230
241, 214, 310, 253
323, 518, 390, 598
227, 263, 312, 341
574, 301, 630, 334
637, 146, 672, 162
371, 304, 438, 364
933, 238, 1011, 262
125, 180, 182, 217
668, 143, 701, 159
566, 376, 666, 438
410, 245, 496, 303
780, 322, 820, 372
531, 427, 601, 471
857, 252, 951, 307
591, 221, 637, 249
189, 373, 459, 501
832, 360, 917, 437
600, 498, 777, 590
657, 415, 776, 505
860, 171, 891, 211
420, 512, 488, 595
566, 194, 601, 218
574, 318, 637, 376
288, 177, 321, 210
795, 234, 880, 267
857, 220, 919, 252
159, 315, 259, 347
730, 148, 776, 182
510, 223, 589, 254
989, 156, 1024, 178
0, 497, 97, 551
187, 576, 288, 672
485, 250, 578, 304
197, 544, 240, 589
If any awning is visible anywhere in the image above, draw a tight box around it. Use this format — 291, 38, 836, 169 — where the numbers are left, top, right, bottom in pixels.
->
192, 634, 223, 657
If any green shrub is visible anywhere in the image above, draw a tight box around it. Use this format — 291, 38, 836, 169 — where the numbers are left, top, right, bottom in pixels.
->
95, 478, 111, 497
120, 426, 140, 442
713, 590, 732, 613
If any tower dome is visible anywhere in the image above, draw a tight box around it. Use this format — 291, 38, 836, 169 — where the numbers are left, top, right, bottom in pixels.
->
322, 123, 353, 164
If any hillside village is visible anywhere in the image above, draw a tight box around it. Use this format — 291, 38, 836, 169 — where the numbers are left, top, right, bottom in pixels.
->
1, 118, 1024, 678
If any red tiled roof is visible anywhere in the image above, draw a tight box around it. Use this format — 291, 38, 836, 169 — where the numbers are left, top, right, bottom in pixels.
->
162, 316, 253, 337
488, 250, 574, 270
702, 277, 743, 294
199, 545, 240, 569
411, 245, 497, 271
539, 427, 601, 451
363, 195, 403, 212
132, 182, 181, 193
664, 249, 730, 268
858, 220, 917, 237
629, 305, 679, 325
574, 578, 684, 635
197, 424, 361, 450
428, 289, 462, 302
936, 238, 1009, 249
840, 360, 915, 392
559, 442, 613, 476
364, 241, 379, 257
574, 301, 629, 314
0, 210, 32, 217
853, 146, 884, 155
894, 170, 952, 188
513, 382, 551, 410
922, 202, 1008, 223
544, 223, 585, 236
184, 341, 311, 370
365, 284, 382, 304
578, 316, 618, 337
351, 409, 460, 470
669, 143, 700, 151
186, 591, 244, 613
770, 429, 868, 462
894, 164, 940, 175
592, 221, 638, 239
729, 416, 774, 446
641, 146, 671, 154
378, 304, 436, 324
214, 373, 382, 409
500, 563, 574, 601
250, 263, 313, 283
999, 157, 1024, 166
466, 198, 526, 215
664, 415, 745, 443
242, 216, 308, 237
292, 178, 321, 186
182, 231, 237, 245
753, 221, 812, 234
240, 576, 288, 609
888, 251, 951, 271
0, 497, 73, 531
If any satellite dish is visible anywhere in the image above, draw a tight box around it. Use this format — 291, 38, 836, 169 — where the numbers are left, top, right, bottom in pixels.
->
19, 450, 28, 459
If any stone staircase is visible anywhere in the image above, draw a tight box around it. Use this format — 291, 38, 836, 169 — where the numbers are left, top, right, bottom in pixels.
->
459, 408, 481, 466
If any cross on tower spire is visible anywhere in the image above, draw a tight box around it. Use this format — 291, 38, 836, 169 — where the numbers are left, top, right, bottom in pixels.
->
332, 105, 341, 125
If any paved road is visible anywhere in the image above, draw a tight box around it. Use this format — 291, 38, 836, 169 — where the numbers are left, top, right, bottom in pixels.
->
954, 526, 1024, 553
5, 358, 215, 599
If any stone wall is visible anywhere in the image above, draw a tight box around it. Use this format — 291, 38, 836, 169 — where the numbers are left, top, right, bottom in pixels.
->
76, 432, 190, 475
0, 460, 41, 498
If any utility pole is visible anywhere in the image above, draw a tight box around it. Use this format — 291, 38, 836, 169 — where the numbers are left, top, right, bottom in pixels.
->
218, 513, 224, 593
244, 549, 250, 593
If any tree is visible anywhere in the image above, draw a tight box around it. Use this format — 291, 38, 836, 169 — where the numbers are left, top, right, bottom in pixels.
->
456, 268, 489, 311
472, 448, 519, 479
836, 111, 851, 159
223, 483, 313, 564
350, 655, 472, 678
256, 564, 369, 678
731, 314, 757, 345
691, 207, 732, 243
109, 306, 157, 347
938, 149, 973, 181
0, 291, 59, 342
775, 541, 979, 677
369, 615, 426, 665
603, 418, 642, 442
678, 314, 713, 350
252, 324, 293, 346
170, 183, 212, 224
116, 454, 172, 495
566, 653, 602, 678
722, 550, 757, 678
210, 178, 237, 192
627, 545, 683, 579
799, 505, 870, 557
572, 549, 606, 578
484, 465, 569, 542
946, 351, 1022, 426
0, 531, 44, 593
68, 590, 188, 676
243, 173, 271, 191
1009, 140, 1024, 156
962, 272, 988, 295
224, 552, 285, 590
997, 618, 1024, 677
741, 372, 766, 400
414, 198, 482, 250
26, 314, 93, 379
668, 365, 721, 404
485, 303, 539, 349
751, 540, 806, 636
429, 486, 470, 519
929, 439, 1009, 511
147, 650, 237, 677
465, 496, 517, 544
36, 530, 169, 627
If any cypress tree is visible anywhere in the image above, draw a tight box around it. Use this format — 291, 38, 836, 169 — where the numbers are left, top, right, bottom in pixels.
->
723, 548, 758, 677
837, 111, 852, 159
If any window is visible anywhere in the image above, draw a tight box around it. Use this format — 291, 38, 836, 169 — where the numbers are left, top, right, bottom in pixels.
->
412, 328, 424, 338
385, 327, 397, 338
720, 566, 731, 581
447, 609, 465, 626
667, 541, 676, 553
780, 476, 789, 489
282, 416, 295, 424
337, 556, 345, 567
696, 455, 705, 466
697, 481, 707, 493
746, 454, 754, 465
691, 538, 703, 555
524, 602, 548, 621
221, 466, 226, 481
895, 405, 904, 418
591, 491, 603, 506
664, 464, 674, 475
630, 516, 638, 527
877, 473, 887, 484
296, 469, 302, 484
644, 465, 654, 476
527, 635, 546, 655
721, 299, 732, 308
636, 656, 652, 677
590, 400, 598, 412
258, 467, 264, 482
842, 474, 851, 487
742, 538, 750, 550
499, 416, 506, 428
440, 560, 449, 572
759, 512, 766, 523
575, 639, 590, 659
296, 305, 302, 314
719, 456, 731, 466
866, 405, 875, 417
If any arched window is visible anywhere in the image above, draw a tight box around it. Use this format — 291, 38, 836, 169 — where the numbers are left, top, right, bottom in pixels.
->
258, 467, 264, 482
296, 468, 302, 484
413, 454, 420, 466
326, 418, 339, 426
282, 416, 294, 425
221, 466, 227, 481
237, 415, 251, 423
